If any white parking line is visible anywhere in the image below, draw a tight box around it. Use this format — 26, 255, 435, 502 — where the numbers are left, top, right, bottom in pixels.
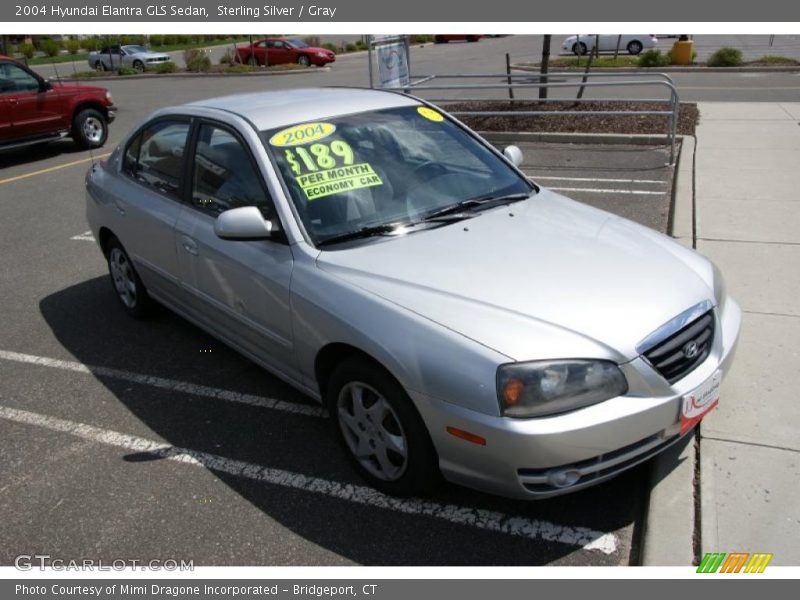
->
71, 231, 95, 242
0, 404, 618, 554
547, 187, 666, 196
0, 350, 326, 418
533, 176, 667, 185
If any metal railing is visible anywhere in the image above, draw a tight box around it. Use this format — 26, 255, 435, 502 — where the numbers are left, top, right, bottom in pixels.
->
394, 72, 681, 165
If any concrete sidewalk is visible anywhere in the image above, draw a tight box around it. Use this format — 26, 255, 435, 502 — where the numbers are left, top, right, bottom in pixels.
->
645, 102, 800, 565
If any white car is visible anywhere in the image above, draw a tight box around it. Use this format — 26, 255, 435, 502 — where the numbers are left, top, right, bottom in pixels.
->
562, 34, 659, 56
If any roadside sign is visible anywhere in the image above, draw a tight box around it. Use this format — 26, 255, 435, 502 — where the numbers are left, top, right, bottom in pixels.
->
376, 41, 410, 88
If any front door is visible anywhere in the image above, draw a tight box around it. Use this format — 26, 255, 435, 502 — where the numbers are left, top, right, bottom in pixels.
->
175, 121, 297, 376
0, 61, 64, 141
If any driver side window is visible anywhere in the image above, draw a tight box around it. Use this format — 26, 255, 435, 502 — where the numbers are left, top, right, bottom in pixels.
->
190, 123, 278, 224
0, 63, 41, 94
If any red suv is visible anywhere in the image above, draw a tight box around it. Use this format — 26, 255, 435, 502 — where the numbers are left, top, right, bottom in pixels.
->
0, 55, 116, 151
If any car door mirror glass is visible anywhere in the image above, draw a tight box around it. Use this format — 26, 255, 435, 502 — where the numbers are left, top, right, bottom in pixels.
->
214, 206, 273, 241
503, 145, 524, 167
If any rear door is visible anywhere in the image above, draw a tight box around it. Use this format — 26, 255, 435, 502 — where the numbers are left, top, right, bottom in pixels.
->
174, 120, 297, 374
109, 118, 192, 306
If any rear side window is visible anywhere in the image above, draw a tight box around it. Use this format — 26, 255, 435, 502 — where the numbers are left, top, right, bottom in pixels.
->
123, 120, 190, 198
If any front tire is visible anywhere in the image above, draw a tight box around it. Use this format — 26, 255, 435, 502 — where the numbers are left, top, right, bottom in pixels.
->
297, 54, 311, 67
328, 358, 440, 497
72, 108, 108, 149
572, 42, 588, 55
106, 237, 153, 318
132, 60, 145, 72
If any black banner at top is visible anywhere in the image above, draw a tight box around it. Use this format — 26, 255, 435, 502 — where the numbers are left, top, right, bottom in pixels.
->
2, 0, 800, 22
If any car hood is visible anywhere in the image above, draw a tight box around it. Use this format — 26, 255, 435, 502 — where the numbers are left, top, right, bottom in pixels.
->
317, 190, 715, 362
306, 46, 334, 54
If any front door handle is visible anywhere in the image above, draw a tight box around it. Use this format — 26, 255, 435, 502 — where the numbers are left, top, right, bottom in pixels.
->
181, 236, 198, 256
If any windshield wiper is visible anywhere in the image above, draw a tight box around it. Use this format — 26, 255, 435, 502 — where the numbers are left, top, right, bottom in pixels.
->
419, 192, 532, 221
316, 223, 406, 247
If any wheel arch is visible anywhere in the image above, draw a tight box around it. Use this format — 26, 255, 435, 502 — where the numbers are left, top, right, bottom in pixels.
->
314, 342, 403, 402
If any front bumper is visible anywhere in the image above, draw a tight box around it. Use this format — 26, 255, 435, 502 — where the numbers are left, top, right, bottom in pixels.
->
411, 298, 741, 499
106, 105, 117, 123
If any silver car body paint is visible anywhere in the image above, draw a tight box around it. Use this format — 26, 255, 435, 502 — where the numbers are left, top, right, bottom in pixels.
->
86, 87, 741, 499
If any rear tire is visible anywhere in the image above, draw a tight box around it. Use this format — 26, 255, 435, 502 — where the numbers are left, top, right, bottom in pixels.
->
93, 61, 106, 72
105, 236, 153, 319
72, 108, 108, 149
246, 54, 257, 66
328, 358, 440, 497
627, 40, 644, 55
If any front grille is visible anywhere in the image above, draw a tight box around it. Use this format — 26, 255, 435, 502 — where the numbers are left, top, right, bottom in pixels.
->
643, 310, 714, 383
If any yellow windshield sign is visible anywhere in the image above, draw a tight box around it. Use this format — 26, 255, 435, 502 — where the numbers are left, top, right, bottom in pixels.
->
417, 107, 444, 122
269, 122, 336, 147
297, 163, 383, 201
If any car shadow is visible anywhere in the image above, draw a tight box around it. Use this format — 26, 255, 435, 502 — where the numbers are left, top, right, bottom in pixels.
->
40, 276, 650, 565
0, 139, 88, 169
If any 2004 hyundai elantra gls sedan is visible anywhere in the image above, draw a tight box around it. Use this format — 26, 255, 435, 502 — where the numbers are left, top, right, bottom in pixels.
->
85, 87, 740, 499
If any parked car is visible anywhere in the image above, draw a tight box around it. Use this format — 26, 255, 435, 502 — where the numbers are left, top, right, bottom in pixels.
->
0, 55, 115, 150
434, 35, 483, 43
234, 38, 335, 67
85, 88, 740, 500
561, 34, 659, 55
88, 44, 172, 72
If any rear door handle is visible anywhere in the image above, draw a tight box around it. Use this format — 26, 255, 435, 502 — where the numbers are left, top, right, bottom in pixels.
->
181, 236, 198, 256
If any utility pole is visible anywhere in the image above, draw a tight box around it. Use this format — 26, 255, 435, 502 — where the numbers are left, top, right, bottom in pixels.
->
539, 35, 551, 100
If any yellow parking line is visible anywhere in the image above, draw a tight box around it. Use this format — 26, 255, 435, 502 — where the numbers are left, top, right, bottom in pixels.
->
0, 153, 112, 185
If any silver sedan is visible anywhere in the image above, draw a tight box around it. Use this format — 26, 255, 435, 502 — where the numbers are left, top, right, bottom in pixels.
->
85, 87, 740, 499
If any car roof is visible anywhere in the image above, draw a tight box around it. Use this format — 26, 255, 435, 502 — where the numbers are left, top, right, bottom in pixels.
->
186, 87, 421, 131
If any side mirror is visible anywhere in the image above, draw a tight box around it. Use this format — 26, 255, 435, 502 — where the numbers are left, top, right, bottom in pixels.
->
214, 206, 272, 241
503, 145, 524, 167
39, 79, 53, 92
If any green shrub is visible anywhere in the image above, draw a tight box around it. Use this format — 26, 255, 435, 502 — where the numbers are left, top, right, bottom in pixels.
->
176, 35, 191, 45
322, 43, 337, 52
153, 61, 177, 74
18, 42, 36, 59
117, 66, 138, 76
184, 48, 211, 72
149, 34, 164, 46
64, 39, 82, 54
410, 35, 433, 44
345, 43, 357, 52
219, 49, 234, 65
707, 46, 743, 67
638, 49, 670, 68
162, 35, 177, 46
40, 39, 61, 57
751, 55, 799, 65
355, 40, 367, 50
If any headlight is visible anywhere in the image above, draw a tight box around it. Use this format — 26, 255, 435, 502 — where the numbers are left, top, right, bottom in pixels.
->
711, 262, 726, 312
105, 91, 113, 104
497, 360, 628, 418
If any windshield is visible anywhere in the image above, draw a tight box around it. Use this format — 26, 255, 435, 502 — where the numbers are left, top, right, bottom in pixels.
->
123, 45, 148, 54
287, 39, 309, 48
263, 106, 533, 245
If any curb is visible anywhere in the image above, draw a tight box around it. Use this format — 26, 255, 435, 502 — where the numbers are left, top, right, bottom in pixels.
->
478, 131, 683, 146
59, 66, 331, 83
511, 64, 800, 74
641, 134, 698, 566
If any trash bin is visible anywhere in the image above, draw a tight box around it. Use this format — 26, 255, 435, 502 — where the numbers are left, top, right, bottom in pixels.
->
671, 39, 694, 65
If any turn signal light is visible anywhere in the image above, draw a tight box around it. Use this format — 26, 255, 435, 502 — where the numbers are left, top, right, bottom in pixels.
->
502, 378, 525, 405
446, 426, 487, 446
